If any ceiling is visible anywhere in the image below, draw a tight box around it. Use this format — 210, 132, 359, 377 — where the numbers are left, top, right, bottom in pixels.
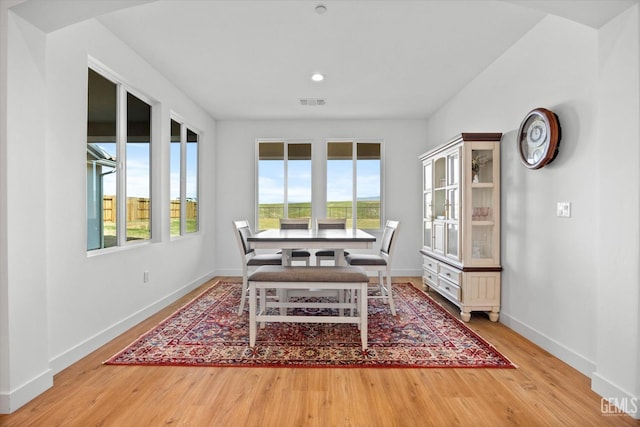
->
11, 0, 638, 120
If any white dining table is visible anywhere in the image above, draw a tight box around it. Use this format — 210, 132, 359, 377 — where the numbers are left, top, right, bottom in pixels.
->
247, 228, 376, 266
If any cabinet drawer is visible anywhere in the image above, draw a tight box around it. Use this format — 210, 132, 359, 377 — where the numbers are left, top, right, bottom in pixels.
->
438, 278, 461, 301
423, 258, 438, 274
423, 267, 438, 287
438, 263, 461, 285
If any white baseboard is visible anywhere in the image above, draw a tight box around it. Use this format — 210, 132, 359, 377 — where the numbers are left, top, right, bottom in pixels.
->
392, 268, 423, 277
48, 271, 216, 375
592, 372, 640, 419
0, 368, 52, 414
499, 311, 596, 376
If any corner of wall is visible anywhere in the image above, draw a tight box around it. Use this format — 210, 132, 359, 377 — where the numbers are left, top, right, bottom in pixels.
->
0, 369, 52, 414
592, 3, 640, 419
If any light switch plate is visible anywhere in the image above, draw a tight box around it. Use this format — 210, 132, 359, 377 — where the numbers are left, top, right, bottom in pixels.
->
557, 202, 571, 218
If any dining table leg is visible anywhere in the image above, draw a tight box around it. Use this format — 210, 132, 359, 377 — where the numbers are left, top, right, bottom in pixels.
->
281, 249, 292, 266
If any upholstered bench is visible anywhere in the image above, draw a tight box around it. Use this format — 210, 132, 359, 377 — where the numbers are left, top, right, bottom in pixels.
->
248, 266, 370, 350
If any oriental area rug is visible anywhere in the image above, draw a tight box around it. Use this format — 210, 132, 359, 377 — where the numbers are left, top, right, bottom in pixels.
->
105, 281, 515, 369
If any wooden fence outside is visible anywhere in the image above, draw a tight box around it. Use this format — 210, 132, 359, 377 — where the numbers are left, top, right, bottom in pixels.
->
103, 196, 197, 222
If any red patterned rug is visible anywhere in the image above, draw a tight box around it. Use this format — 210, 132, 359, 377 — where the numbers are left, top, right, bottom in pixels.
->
105, 281, 515, 368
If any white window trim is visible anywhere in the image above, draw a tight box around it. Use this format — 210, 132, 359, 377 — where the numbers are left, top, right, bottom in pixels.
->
170, 112, 202, 239
325, 138, 385, 231
87, 59, 157, 253
255, 138, 313, 228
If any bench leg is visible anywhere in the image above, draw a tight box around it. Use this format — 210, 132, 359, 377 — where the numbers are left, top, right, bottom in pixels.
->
260, 288, 266, 329
249, 283, 257, 347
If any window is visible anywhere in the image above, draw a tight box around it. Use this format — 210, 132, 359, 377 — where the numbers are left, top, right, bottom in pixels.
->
257, 141, 312, 230
327, 141, 382, 229
86, 67, 153, 251
170, 118, 199, 237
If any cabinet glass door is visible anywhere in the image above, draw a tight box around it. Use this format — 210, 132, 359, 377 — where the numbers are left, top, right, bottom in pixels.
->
470, 147, 496, 263
423, 220, 432, 251
444, 149, 460, 261
423, 161, 432, 191
472, 225, 492, 259
447, 151, 459, 186
471, 149, 493, 184
423, 160, 433, 250
447, 188, 459, 221
424, 191, 433, 250
433, 222, 444, 254
446, 223, 459, 258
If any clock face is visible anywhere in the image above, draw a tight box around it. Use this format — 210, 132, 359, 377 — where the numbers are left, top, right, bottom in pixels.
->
526, 120, 546, 147
517, 108, 560, 169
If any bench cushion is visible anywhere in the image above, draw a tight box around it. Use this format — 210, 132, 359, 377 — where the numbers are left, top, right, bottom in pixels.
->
249, 266, 368, 283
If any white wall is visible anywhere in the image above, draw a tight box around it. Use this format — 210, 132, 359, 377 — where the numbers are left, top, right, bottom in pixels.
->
1, 7, 51, 414
1, 13, 217, 413
215, 119, 427, 277
424, 10, 639, 417
592, 5, 640, 413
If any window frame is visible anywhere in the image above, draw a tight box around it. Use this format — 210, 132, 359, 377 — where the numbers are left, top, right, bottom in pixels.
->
170, 113, 201, 238
255, 139, 313, 230
326, 138, 384, 231
87, 60, 156, 253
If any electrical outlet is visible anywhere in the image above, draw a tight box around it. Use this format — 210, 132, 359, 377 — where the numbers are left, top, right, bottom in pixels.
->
143, 271, 149, 283
557, 202, 571, 218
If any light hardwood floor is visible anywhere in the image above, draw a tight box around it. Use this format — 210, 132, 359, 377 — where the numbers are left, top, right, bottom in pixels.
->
1, 277, 637, 426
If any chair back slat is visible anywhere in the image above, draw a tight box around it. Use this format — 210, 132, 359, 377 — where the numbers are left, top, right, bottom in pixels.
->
380, 220, 399, 255
279, 218, 310, 229
316, 218, 347, 230
233, 220, 255, 256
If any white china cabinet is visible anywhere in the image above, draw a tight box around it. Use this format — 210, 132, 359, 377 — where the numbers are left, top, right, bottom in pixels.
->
419, 133, 502, 322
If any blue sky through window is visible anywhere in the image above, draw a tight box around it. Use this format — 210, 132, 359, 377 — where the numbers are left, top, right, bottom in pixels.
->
327, 159, 380, 203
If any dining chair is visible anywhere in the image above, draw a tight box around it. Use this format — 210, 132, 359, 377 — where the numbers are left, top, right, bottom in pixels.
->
315, 218, 348, 266
278, 218, 311, 266
233, 220, 283, 315
345, 220, 400, 316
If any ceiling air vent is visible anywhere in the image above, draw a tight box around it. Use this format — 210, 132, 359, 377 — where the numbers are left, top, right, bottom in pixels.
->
299, 98, 326, 106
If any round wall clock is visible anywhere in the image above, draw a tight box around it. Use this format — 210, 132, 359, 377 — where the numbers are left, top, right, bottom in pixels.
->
517, 107, 561, 169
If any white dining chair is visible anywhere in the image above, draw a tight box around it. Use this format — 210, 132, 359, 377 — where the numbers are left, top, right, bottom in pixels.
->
345, 220, 400, 316
278, 218, 311, 266
233, 220, 282, 315
315, 218, 348, 266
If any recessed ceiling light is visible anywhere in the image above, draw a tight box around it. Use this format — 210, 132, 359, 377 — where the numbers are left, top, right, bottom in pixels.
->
311, 73, 324, 82
315, 5, 327, 15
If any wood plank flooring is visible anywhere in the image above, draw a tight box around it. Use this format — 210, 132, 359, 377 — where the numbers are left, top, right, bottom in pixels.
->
1, 277, 637, 426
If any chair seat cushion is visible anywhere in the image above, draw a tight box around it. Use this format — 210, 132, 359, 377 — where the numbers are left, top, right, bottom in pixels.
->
345, 254, 387, 266
247, 254, 283, 266
315, 250, 350, 257
291, 250, 311, 257
277, 250, 311, 257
